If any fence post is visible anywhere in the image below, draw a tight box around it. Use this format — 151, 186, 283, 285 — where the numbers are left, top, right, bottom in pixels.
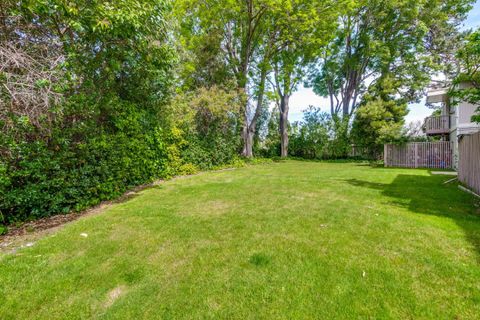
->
414, 143, 418, 168
384, 144, 388, 167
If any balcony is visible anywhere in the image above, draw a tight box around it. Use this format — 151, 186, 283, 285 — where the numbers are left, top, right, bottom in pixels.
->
424, 115, 450, 135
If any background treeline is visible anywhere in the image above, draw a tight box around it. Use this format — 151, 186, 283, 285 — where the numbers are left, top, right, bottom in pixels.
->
0, 0, 476, 226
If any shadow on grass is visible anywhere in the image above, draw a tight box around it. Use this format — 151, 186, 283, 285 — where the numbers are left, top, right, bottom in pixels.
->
346, 174, 480, 261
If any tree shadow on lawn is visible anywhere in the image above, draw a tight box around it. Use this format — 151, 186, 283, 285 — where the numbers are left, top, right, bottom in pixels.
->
346, 174, 480, 261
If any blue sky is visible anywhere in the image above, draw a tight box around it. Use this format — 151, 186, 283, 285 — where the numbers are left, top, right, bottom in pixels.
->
288, 1, 480, 123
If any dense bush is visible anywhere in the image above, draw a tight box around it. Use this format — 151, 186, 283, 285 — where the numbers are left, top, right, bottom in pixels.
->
170, 86, 243, 170
0, 1, 242, 226
287, 107, 352, 159
0, 85, 186, 221
0, 89, 244, 224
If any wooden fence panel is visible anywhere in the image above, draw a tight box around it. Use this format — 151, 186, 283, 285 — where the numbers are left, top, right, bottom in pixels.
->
458, 132, 480, 195
384, 142, 453, 169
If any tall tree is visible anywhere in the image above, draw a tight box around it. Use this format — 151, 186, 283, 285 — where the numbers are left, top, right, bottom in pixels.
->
270, 0, 339, 157
351, 75, 409, 154
308, 0, 474, 118
176, 0, 341, 157
176, 0, 273, 157
242, 34, 277, 157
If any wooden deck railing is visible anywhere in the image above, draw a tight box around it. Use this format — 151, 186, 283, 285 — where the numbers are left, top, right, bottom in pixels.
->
424, 115, 450, 135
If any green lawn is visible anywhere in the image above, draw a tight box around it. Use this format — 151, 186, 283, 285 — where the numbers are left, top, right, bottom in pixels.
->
1, 161, 480, 319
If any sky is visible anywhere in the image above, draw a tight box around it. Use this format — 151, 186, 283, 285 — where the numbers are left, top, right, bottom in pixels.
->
287, 1, 480, 124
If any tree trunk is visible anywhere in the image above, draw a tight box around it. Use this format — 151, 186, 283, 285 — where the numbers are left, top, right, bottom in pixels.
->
279, 94, 290, 158
242, 126, 254, 157
241, 65, 268, 158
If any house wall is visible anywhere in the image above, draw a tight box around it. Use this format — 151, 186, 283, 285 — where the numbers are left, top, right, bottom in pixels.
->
423, 84, 479, 171
458, 101, 477, 124
442, 102, 449, 115
450, 112, 457, 131
450, 128, 458, 170
457, 101, 480, 135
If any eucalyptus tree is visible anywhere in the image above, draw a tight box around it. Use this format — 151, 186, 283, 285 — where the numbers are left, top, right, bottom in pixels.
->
308, 0, 474, 118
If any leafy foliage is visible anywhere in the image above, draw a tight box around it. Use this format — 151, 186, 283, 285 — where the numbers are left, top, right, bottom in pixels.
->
451, 28, 480, 122
0, 1, 240, 225
307, 0, 473, 117
261, 106, 281, 157
169, 86, 243, 169
351, 99, 407, 153
351, 75, 409, 154
288, 107, 352, 159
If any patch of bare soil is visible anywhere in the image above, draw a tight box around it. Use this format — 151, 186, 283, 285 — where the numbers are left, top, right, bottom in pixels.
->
104, 285, 127, 308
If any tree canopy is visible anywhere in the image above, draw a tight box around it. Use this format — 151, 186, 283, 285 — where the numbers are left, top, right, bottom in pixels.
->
307, 0, 473, 118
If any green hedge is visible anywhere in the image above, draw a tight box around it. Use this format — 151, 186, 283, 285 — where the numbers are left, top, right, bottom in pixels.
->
1, 107, 167, 224
0, 102, 243, 226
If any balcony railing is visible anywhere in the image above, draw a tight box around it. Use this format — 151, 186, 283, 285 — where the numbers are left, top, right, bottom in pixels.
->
424, 115, 450, 135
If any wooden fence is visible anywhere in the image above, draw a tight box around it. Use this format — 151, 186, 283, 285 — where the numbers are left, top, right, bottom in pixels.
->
384, 142, 453, 169
458, 132, 480, 195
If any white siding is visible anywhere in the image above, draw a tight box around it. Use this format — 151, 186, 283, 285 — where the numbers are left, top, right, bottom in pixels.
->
450, 128, 458, 170
458, 101, 477, 124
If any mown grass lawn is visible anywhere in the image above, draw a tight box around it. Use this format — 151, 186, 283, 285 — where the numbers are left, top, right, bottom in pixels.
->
1, 161, 480, 319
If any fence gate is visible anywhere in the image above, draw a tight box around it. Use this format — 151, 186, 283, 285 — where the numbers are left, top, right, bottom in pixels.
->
384, 142, 453, 169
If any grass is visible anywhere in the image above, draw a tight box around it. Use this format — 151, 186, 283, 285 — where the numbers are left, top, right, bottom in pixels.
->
1, 160, 480, 319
